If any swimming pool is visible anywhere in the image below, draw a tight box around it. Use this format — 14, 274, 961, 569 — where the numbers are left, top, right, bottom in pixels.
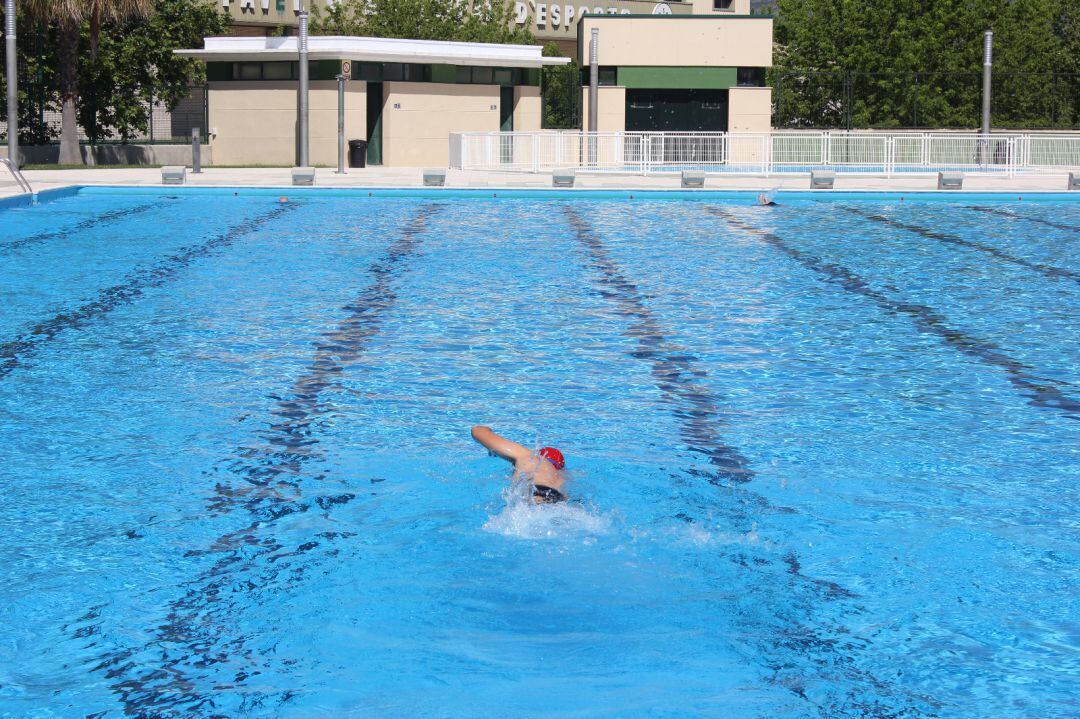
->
1, 187, 1077, 717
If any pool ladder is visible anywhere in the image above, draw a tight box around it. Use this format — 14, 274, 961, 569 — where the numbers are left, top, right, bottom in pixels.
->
1, 158, 33, 195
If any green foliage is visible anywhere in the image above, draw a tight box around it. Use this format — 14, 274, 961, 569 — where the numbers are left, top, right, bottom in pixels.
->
1, 12, 61, 143
2, 0, 227, 144
79, 0, 229, 140
310, 0, 533, 44
772, 0, 1079, 129
540, 41, 578, 129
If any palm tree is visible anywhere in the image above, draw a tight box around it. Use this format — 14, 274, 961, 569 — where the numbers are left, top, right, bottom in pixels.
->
25, 0, 150, 164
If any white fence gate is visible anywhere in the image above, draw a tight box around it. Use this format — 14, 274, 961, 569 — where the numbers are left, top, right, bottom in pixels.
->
450, 131, 1080, 177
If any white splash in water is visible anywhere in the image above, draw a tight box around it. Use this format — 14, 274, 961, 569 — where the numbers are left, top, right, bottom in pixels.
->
482, 481, 610, 540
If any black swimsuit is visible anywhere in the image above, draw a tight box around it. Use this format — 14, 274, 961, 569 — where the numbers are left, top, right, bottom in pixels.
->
533, 484, 566, 503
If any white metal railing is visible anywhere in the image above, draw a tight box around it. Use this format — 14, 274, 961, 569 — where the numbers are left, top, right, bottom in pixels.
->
450, 131, 1080, 177
1, 158, 33, 194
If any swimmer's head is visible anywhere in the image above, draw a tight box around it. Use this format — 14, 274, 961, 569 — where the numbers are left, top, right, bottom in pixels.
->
538, 446, 565, 470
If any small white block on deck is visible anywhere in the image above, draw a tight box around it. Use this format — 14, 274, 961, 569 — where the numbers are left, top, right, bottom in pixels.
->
423, 168, 446, 187
552, 169, 575, 188
810, 169, 835, 189
1068, 172, 1080, 190
681, 170, 706, 189
161, 166, 186, 185
937, 171, 964, 190
292, 167, 316, 186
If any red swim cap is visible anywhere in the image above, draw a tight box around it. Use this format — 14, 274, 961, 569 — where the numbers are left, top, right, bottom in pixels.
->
538, 447, 565, 470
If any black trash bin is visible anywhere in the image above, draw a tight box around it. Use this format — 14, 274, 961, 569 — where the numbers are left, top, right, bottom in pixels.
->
348, 139, 368, 168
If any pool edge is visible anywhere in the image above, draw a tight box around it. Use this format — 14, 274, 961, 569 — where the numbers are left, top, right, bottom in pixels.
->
67, 185, 1080, 203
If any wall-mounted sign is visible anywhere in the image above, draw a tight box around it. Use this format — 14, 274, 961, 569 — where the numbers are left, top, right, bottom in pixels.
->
220, 0, 689, 37
513, 0, 691, 39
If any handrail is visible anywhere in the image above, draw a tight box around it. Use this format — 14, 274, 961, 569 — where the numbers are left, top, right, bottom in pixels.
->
1, 158, 33, 195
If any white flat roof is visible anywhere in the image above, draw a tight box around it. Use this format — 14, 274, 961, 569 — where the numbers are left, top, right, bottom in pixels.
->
176, 35, 570, 68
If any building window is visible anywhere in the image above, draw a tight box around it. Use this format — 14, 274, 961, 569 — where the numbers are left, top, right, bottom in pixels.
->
262, 62, 293, 80
579, 66, 617, 86
222, 61, 538, 86
713, 0, 733, 9
235, 62, 263, 80
358, 62, 383, 82
737, 67, 766, 87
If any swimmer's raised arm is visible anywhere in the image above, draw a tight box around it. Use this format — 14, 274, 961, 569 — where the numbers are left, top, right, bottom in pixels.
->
471, 425, 532, 465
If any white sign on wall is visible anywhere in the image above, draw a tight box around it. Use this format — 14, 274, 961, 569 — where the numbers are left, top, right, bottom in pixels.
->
514, 1, 630, 29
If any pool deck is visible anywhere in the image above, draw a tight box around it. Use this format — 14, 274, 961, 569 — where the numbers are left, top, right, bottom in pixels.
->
2, 166, 1078, 199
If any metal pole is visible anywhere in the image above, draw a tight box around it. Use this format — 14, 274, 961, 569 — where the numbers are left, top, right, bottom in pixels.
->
588, 28, 598, 132
980, 30, 993, 164
5, 0, 19, 167
588, 27, 598, 165
192, 127, 201, 173
298, 7, 309, 167
336, 74, 345, 174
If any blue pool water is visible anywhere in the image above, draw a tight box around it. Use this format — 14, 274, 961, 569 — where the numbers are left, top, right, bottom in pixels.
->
1, 188, 1078, 718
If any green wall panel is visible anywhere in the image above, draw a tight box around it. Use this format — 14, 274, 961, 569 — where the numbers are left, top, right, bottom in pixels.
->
617, 67, 738, 90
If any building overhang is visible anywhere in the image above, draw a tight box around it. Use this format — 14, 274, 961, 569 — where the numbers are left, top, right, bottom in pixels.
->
176, 35, 571, 68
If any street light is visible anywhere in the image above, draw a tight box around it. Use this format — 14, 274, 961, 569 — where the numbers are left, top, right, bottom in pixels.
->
298, 4, 309, 168
5, 0, 18, 167
980, 30, 993, 165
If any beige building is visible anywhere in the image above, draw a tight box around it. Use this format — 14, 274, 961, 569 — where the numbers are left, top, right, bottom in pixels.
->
579, 0, 773, 133
177, 36, 569, 166
178, 0, 773, 167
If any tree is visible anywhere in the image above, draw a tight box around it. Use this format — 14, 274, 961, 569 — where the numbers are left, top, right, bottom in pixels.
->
3, 0, 227, 151
24, 0, 151, 164
772, 0, 1078, 129
79, 0, 229, 142
310, 0, 533, 44
541, 41, 578, 129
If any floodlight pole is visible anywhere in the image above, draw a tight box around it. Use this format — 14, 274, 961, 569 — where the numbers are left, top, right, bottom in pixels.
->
5, 0, 18, 167
588, 27, 598, 165
336, 73, 345, 174
298, 5, 309, 167
980, 30, 993, 165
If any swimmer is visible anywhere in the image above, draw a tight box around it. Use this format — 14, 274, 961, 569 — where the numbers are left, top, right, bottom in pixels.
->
471, 425, 567, 503
756, 192, 777, 206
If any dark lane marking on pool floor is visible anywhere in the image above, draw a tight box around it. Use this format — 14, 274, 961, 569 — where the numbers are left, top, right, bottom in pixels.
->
712, 208, 1080, 421
2, 200, 161, 252
848, 206, 1080, 286
96, 206, 440, 716
564, 206, 754, 485
0, 203, 296, 379
566, 209, 936, 717
968, 205, 1080, 235
218, 204, 441, 513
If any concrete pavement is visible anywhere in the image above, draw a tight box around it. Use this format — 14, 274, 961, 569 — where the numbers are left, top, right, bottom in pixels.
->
2, 165, 1079, 200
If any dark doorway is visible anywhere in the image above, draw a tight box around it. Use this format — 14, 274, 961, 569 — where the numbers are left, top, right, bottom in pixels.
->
500, 86, 514, 164
366, 82, 384, 166
624, 88, 729, 132
500, 86, 515, 131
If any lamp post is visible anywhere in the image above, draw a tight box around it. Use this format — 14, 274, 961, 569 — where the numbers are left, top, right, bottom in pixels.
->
588, 27, 598, 166
335, 73, 345, 174
980, 30, 993, 165
5, 0, 18, 167
298, 4, 309, 167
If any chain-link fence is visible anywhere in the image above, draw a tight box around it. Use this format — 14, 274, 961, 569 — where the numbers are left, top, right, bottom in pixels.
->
772, 70, 1080, 131
0, 83, 207, 145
